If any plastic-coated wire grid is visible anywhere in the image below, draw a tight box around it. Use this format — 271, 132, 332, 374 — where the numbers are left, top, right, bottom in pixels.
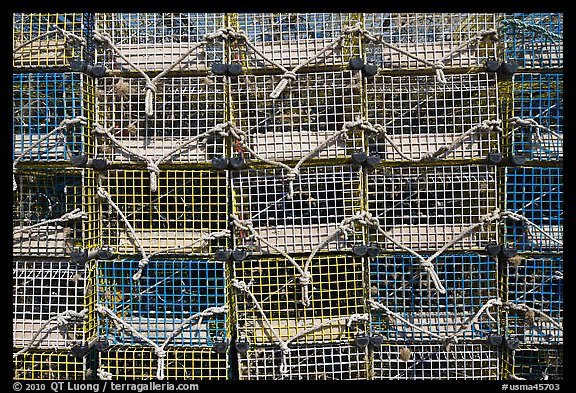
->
506, 256, 563, 344
501, 13, 563, 69
508, 346, 562, 380
13, 259, 93, 349
234, 255, 366, 344
13, 350, 87, 380
365, 73, 499, 161
504, 167, 562, 253
512, 73, 563, 161
370, 254, 498, 340
13, 13, 88, 69
364, 13, 498, 69
372, 341, 499, 380
13, 73, 93, 161
231, 165, 362, 255
13, 169, 85, 257
230, 71, 363, 162
237, 344, 368, 380
100, 169, 228, 255
97, 259, 226, 346
98, 346, 228, 380
366, 165, 498, 251
95, 76, 226, 163
232, 13, 361, 69
95, 13, 225, 72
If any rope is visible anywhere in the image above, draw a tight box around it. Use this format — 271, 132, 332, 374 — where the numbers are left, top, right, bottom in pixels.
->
510, 117, 563, 144
501, 18, 563, 43
13, 24, 86, 54
97, 368, 113, 380
502, 302, 563, 331
13, 208, 87, 235
502, 211, 563, 246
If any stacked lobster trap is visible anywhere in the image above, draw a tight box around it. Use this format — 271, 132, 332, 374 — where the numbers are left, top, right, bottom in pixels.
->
13, 12, 562, 381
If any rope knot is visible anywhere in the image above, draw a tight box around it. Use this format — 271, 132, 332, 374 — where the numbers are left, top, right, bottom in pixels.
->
299, 272, 312, 286
432, 62, 447, 85
146, 162, 161, 175
285, 168, 299, 181
145, 82, 157, 94
279, 342, 290, 355
270, 71, 298, 98
281, 71, 298, 81
155, 348, 166, 359
479, 28, 499, 42
343, 22, 365, 35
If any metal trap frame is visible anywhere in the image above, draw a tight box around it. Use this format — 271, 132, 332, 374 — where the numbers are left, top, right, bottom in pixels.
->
504, 167, 562, 253
503, 344, 563, 380
13, 72, 95, 162
363, 13, 498, 70
366, 165, 498, 252
231, 165, 363, 255
99, 169, 228, 256
371, 341, 500, 380
370, 253, 499, 341
13, 349, 91, 380
505, 256, 563, 345
511, 73, 563, 162
230, 70, 363, 162
500, 13, 563, 69
365, 72, 500, 162
97, 345, 229, 380
97, 258, 227, 347
94, 13, 226, 73
237, 342, 369, 380
13, 13, 93, 70
233, 254, 367, 345
95, 75, 226, 164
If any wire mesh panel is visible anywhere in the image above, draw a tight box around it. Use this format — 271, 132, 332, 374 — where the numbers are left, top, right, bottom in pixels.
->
367, 165, 498, 252
504, 167, 562, 253
364, 13, 498, 70
506, 256, 563, 345
234, 255, 366, 345
13, 72, 95, 162
13, 258, 96, 350
500, 13, 563, 69
232, 13, 361, 70
231, 165, 362, 255
95, 13, 225, 72
365, 73, 499, 161
230, 71, 363, 162
506, 345, 562, 380
372, 341, 499, 380
100, 169, 228, 255
95, 76, 226, 163
512, 73, 563, 161
13, 350, 87, 380
13, 13, 91, 69
13, 168, 95, 257
97, 259, 226, 346
98, 346, 228, 380
370, 254, 498, 340
238, 343, 368, 380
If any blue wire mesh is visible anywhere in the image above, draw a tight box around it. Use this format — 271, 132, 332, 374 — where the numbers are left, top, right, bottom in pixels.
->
512, 73, 563, 161
370, 254, 498, 340
506, 256, 563, 345
504, 167, 562, 253
511, 345, 562, 380
13, 73, 87, 161
500, 13, 563, 69
97, 259, 226, 347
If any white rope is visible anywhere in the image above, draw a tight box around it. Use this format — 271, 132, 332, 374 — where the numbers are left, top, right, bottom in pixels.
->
502, 211, 563, 246
510, 117, 563, 142
97, 368, 113, 380
502, 302, 563, 331
13, 208, 87, 235
13, 24, 86, 54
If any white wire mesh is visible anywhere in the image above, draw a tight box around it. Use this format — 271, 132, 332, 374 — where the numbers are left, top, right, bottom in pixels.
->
510, 346, 562, 380
367, 165, 498, 251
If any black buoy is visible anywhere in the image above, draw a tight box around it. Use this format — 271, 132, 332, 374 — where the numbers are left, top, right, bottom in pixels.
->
228, 156, 245, 170
227, 63, 243, 76
349, 57, 365, 70
369, 334, 384, 347
486, 152, 503, 165
215, 248, 232, 261
231, 249, 247, 261
235, 338, 250, 355
351, 151, 368, 165
487, 333, 503, 347
366, 245, 380, 258
509, 155, 527, 166
500, 247, 518, 259
352, 245, 368, 257
485, 244, 502, 256
485, 60, 501, 73
211, 63, 228, 76
211, 155, 229, 170
70, 154, 89, 167
362, 64, 379, 77
354, 333, 370, 348
499, 61, 519, 76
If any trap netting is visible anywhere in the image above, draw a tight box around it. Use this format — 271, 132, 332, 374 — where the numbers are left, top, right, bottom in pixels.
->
504, 345, 563, 380
13, 349, 91, 380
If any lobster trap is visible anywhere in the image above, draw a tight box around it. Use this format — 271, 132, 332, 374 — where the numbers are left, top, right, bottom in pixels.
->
13, 258, 97, 350
370, 253, 498, 341
230, 70, 363, 162
13, 349, 92, 380
231, 13, 361, 71
504, 167, 562, 253
231, 165, 363, 255
366, 165, 498, 252
511, 73, 563, 161
500, 13, 563, 69
94, 13, 226, 73
13, 168, 99, 257
237, 343, 369, 380
233, 254, 366, 345
372, 341, 499, 380
365, 73, 499, 161
363, 13, 498, 70
505, 256, 563, 345
13, 72, 95, 162
97, 258, 227, 346
13, 13, 93, 70
503, 345, 562, 380
94, 75, 226, 164
99, 169, 228, 255
98, 345, 229, 380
